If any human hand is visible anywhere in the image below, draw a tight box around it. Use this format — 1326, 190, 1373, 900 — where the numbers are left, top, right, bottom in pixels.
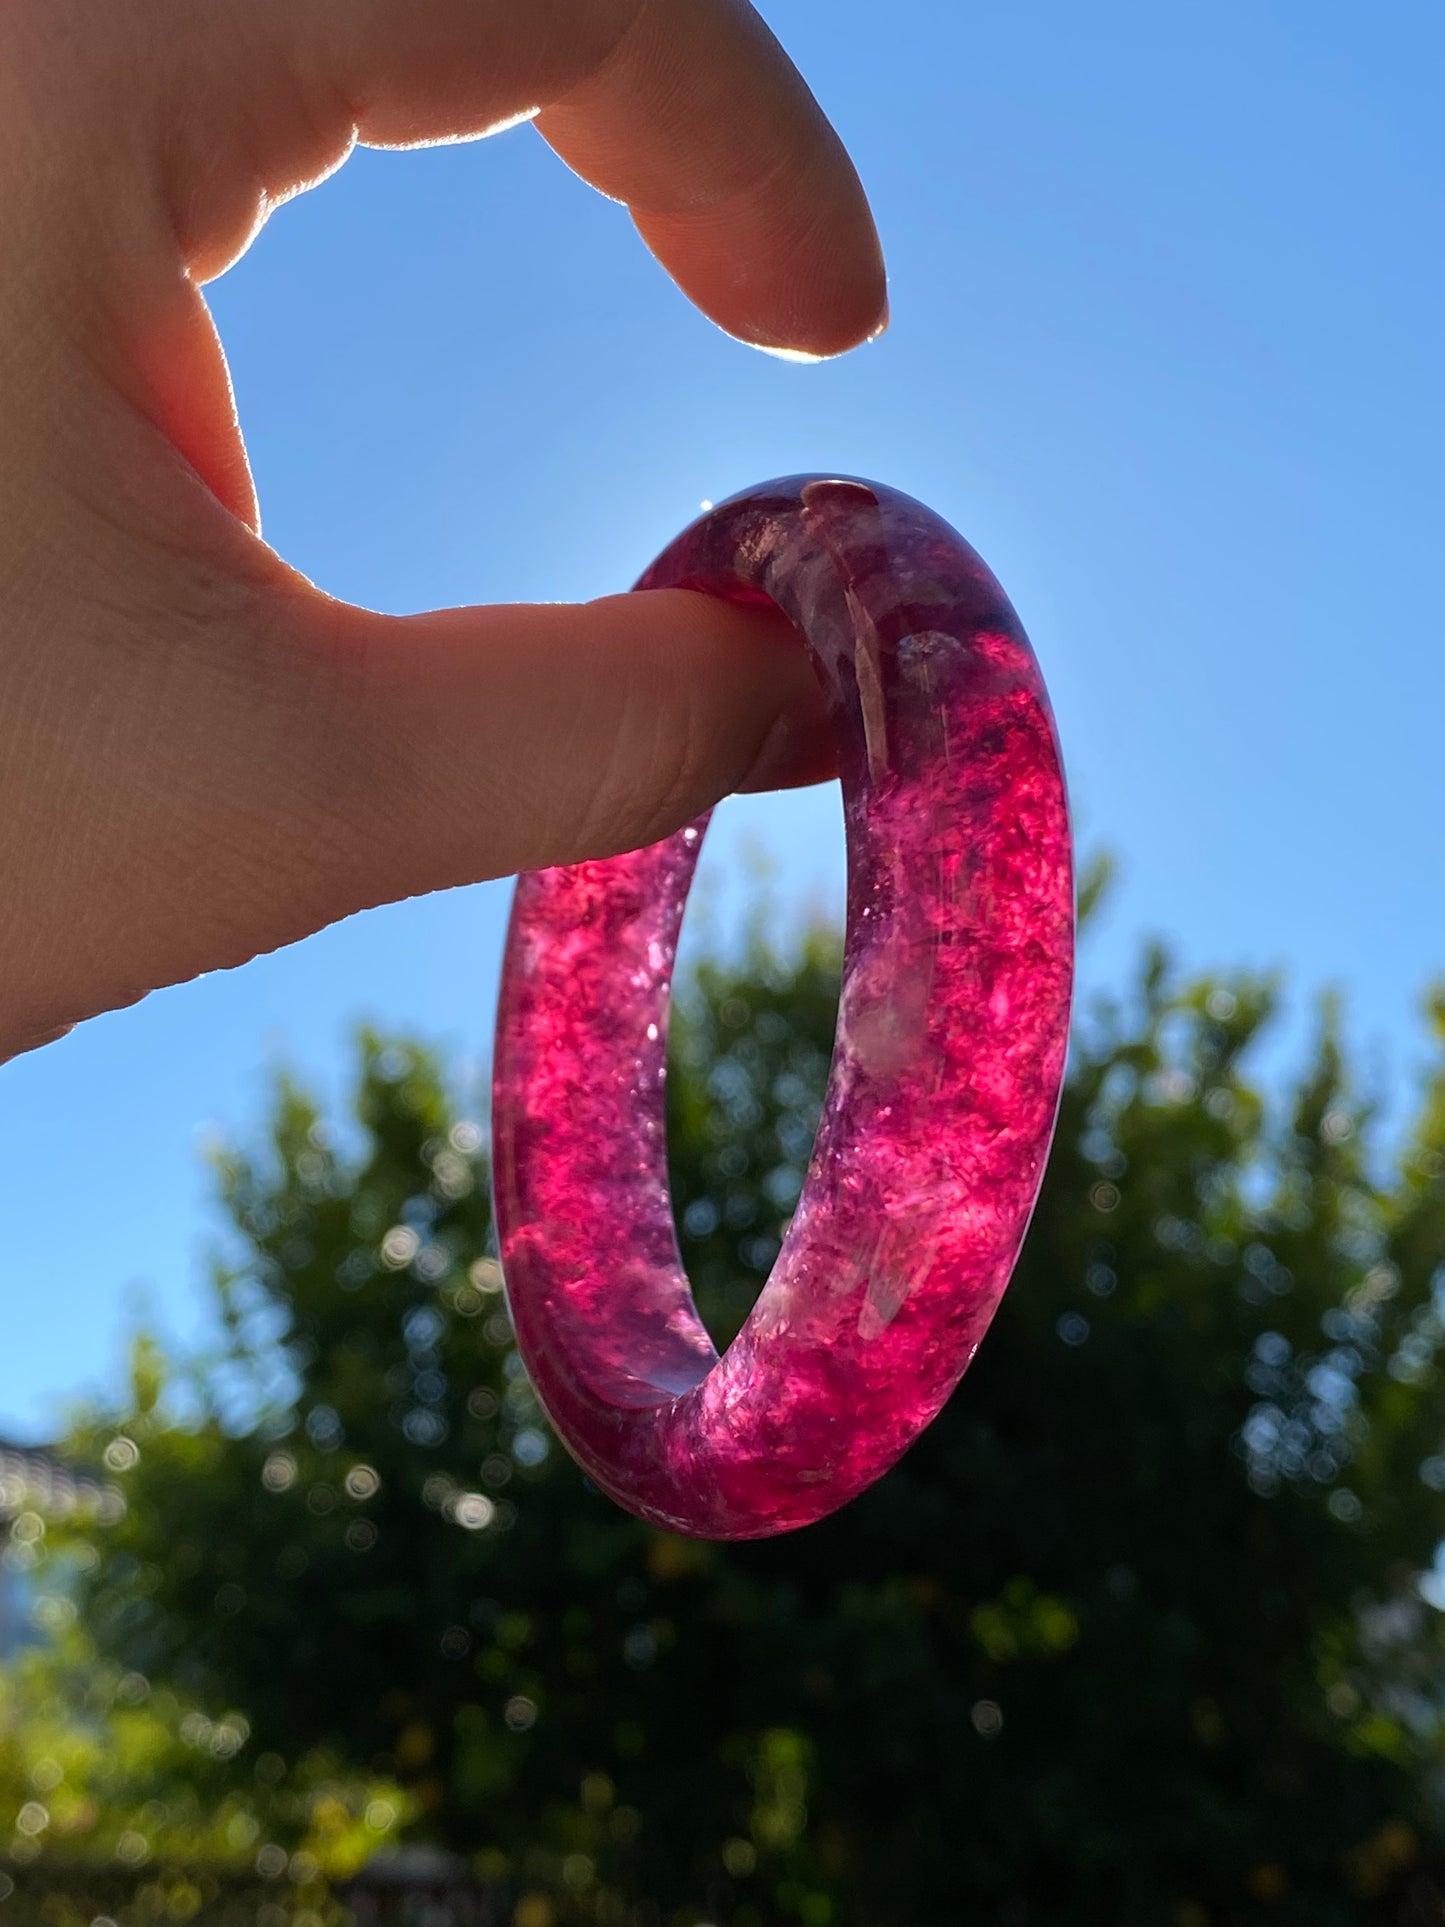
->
0, 0, 886, 1061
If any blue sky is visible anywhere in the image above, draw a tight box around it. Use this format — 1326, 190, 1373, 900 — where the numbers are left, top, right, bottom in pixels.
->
2, 0, 1442, 1438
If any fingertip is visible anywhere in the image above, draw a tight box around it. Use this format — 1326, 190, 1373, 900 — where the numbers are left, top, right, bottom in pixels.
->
537, 0, 889, 366
746, 283, 889, 362
736, 688, 837, 793
632, 199, 889, 362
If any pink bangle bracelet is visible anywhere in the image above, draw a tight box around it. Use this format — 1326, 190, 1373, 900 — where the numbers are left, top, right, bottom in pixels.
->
491, 476, 1073, 1540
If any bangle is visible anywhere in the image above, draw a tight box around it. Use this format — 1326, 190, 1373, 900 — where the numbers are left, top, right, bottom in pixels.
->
491, 476, 1073, 1539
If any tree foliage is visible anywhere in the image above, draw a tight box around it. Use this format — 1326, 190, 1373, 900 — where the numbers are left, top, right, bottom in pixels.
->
15, 915, 1445, 1925
0, 1618, 407, 1920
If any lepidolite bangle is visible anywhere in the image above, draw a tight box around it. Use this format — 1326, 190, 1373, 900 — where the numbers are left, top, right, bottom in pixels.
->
491, 476, 1073, 1540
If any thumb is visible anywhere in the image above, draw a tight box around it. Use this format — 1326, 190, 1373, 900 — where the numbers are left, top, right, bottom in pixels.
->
298, 585, 835, 890
5, 560, 831, 1054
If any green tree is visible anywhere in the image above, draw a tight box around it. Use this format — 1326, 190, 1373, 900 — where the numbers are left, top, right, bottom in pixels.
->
0, 1611, 407, 1919
27, 909, 1445, 1926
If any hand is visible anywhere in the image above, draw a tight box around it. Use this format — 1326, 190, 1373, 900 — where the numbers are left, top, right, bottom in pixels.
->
0, 0, 886, 1061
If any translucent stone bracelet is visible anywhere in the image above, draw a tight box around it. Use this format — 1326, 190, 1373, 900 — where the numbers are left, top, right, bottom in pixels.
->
492, 477, 1073, 1539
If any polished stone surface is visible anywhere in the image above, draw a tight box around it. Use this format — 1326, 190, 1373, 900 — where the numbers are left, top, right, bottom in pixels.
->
492, 477, 1073, 1538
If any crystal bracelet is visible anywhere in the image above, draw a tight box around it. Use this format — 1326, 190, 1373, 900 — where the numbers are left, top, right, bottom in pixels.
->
492, 476, 1073, 1539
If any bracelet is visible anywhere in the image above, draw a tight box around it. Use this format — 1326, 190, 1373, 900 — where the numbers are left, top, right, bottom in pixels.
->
492, 476, 1073, 1539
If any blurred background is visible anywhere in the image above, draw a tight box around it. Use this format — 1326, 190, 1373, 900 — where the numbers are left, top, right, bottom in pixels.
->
3, 0, 1445, 1921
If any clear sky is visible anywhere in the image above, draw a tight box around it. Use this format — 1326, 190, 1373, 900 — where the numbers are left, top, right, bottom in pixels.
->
2, 0, 1442, 1439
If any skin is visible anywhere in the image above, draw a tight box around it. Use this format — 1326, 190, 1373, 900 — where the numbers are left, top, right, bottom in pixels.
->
0, 0, 887, 1064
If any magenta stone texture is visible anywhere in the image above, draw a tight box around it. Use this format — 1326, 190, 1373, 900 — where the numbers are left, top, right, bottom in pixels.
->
491, 477, 1073, 1539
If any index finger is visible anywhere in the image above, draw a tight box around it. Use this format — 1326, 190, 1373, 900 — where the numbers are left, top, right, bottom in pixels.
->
43, 0, 885, 357
535, 0, 888, 357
